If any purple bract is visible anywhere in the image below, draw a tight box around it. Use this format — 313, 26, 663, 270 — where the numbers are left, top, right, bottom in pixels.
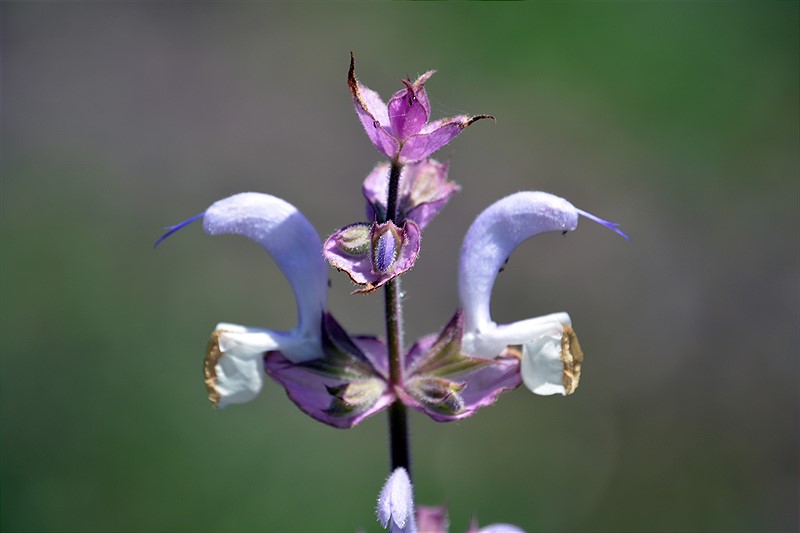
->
348, 53, 492, 164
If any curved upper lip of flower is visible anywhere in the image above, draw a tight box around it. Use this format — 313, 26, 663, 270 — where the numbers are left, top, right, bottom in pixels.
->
156, 192, 328, 349
458, 191, 628, 338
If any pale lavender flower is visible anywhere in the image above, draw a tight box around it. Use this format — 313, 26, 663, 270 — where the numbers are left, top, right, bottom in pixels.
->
157, 193, 399, 423
348, 53, 492, 164
458, 191, 628, 396
157, 193, 329, 408
378, 468, 416, 533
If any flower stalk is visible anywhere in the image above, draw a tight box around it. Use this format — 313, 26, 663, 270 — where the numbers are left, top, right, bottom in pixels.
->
385, 159, 403, 225
384, 160, 411, 475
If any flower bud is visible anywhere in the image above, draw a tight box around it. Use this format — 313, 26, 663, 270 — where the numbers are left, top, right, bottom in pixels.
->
372, 223, 401, 273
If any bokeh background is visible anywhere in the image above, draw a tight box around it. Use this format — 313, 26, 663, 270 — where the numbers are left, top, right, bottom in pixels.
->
2, 3, 798, 532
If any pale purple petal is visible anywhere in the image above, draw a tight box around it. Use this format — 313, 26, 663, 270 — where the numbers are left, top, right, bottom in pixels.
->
363, 162, 391, 221
356, 335, 391, 379
399, 115, 492, 164
399, 123, 463, 164
399, 159, 459, 229
349, 53, 400, 159
324, 223, 374, 285
358, 84, 391, 128
419, 115, 468, 135
265, 314, 393, 429
355, 104, 400, 159
354, 100, 400, 159
458, 192, 579, 336
402, 312, 521, 422
388, 81, 430, 140
455, 355, 521, 416
203, 193, 327, 345
378, 468, 416, 533
265, 351, 393, 429
363, 159, 458, 229
400, 355, 520, 423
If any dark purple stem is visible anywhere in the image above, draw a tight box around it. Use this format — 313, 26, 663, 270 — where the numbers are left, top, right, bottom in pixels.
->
384, 159, 410, 477
385, 160, 402, 225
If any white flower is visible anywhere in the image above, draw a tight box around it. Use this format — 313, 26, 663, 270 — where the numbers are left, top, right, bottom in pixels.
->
458, 191, 624, 396
160, 192, 329, 407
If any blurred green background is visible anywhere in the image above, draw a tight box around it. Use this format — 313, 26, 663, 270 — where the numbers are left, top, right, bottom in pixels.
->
2, 2, 798, 532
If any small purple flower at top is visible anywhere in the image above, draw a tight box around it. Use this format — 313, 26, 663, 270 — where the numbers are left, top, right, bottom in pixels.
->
349, 53, 493, 164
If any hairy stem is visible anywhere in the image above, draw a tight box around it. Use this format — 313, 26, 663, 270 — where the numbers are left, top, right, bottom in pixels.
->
384, 159, 410, 476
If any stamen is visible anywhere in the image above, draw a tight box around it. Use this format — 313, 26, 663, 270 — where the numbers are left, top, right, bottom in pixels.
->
576, 208, 630, 240
153, 212, 205, 248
